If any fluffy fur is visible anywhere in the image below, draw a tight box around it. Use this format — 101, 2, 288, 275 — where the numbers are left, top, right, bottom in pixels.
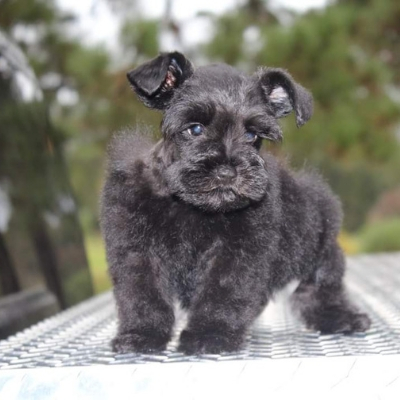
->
101, 52, 370, 355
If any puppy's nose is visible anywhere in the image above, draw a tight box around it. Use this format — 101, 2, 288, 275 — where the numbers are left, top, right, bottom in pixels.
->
215, 165, 237, 182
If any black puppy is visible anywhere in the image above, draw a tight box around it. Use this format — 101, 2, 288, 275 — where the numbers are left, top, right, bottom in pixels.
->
101, 52, 370, 355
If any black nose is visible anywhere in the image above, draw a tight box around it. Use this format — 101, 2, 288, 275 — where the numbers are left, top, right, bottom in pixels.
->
215, 165, 237, 182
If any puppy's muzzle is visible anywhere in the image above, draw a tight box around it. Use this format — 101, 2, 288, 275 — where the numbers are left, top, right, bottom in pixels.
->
214, 165, 237, 183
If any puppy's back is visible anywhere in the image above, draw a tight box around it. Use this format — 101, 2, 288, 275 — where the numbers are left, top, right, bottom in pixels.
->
106, 128, 155, 178
295, 168, 343, 237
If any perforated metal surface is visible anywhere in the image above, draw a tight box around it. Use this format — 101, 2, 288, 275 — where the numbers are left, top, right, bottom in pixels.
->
0, 253, 399, 369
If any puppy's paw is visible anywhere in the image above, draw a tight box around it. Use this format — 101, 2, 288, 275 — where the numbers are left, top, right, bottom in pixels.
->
310, 309, 371, 334
178, 329, 244, 355
112, 331, 170, 354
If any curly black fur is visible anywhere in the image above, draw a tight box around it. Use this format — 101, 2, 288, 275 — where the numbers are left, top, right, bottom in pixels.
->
101, 52, 370, 355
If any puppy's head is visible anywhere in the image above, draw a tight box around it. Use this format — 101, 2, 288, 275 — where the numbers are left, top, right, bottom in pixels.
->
127, 52, 313, 212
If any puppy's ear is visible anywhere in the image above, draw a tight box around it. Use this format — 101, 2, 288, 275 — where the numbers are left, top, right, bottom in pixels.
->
258, 68, 313, 127
127, 52, 194, 110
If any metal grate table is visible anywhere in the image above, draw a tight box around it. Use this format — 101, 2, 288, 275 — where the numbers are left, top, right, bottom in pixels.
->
0, 253, 399, 399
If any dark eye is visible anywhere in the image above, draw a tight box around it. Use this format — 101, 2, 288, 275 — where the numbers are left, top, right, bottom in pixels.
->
187, 124, 204, 136
244, 131, 258, 143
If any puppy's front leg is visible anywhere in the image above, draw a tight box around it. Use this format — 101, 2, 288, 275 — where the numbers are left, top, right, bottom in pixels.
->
110, 252, 174, 353
179, 254, 267, 354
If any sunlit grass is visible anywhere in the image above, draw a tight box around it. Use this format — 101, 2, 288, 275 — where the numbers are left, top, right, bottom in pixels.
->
84, 233, 111, 294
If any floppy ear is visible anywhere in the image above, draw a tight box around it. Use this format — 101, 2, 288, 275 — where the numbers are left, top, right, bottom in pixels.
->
258, 68, 313, 127
127, 52, 194, 110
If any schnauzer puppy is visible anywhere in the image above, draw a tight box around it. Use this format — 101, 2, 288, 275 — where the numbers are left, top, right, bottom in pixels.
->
101, 52, 370, 355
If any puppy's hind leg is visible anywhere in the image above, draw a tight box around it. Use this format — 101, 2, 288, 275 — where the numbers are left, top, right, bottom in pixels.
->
291, 243, 371, 334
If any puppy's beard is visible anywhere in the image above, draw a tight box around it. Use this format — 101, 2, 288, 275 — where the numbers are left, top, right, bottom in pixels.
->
165, 156, 269, 212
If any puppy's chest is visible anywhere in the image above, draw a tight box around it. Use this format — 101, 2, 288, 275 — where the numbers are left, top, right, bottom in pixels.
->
145, 200, 258, 306
145, 197, 255, 260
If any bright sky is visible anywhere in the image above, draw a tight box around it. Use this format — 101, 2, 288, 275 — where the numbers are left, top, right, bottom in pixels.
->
142, 0, 327, 18
57, 0, 328, 50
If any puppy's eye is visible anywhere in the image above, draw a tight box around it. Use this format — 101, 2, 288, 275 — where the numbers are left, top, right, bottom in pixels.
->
187, 124, 204, 136
244, 131, 258, 143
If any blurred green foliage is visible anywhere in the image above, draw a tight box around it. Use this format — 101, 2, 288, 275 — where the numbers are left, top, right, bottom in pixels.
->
360, 218, 400, 253
1, 0, 400, 274
121, 19, 160, 59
